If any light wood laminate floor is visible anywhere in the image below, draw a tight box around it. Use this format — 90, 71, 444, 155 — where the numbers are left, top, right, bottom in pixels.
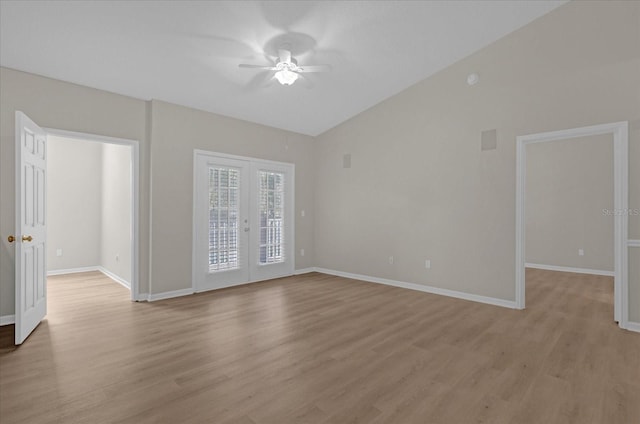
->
0, 269, 638, 423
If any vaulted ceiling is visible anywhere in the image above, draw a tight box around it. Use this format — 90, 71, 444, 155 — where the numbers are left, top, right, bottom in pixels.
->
0, 1, 566, 136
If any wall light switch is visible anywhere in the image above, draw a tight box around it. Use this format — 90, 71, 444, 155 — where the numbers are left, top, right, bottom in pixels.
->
300, 249, 305, 257
56, 248, 63, 257
301, 210, 305, 217
425, 260, 431, 269
389, 256, 394, 265
578, 249, 584, 256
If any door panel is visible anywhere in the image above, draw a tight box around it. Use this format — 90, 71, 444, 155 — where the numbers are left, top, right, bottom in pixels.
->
249, 163, 294, 282
15, 111, 47, 345
194, 155, 249, 291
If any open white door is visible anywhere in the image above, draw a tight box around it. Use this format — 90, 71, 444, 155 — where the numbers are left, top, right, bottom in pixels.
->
14, 111, 47, 345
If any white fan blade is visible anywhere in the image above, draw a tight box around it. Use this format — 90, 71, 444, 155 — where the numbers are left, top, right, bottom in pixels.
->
278, 49, 292, 64
244, 71, 277, 91
239, 64, 276, 70
297, 64, 332, 73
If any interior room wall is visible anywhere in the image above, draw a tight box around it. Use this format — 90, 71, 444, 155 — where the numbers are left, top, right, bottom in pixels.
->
313, 0, 639, 317
630, 248, 640, 322
46, 137, 132, 286
47, 136, 103, 271
0, 67, 148, 316
148, 100, 316, 295
631, 122, 640, 241
631, 121, 640, 323
525, 134, 614, 272
1, 1, 637, 323
101, 143, 132, 284
0, 68, 315, 316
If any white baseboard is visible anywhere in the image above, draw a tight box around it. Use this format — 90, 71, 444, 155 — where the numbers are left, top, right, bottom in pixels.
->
97, 267, 130, 289
626, 321, 640, 333
135, 293, 149, 302
0, 315, 15, 326
146, 271, 314, 302
313, 267, 518, 309
147, 288, 194, 302
47, 266, 131, 289
525, 263, 614, 277
48, 266, 100, 276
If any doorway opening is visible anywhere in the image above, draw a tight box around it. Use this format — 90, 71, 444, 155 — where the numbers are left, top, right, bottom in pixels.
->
14, 111, 140, 345
45, 128, 140, 302
46, 133, 135, 297
515, 122, 629, 329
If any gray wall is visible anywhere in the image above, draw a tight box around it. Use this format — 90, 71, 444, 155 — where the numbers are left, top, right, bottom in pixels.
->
0, 68, 148, 316
101, 143, 133, 284
47, 136, 103, 271
313, 1, 639, 314
631, 248, 640, 322
148, 100, 316, 294
0, 1, 638, 322
525, 135, 614, 272
0, 68, 315, 315
46, 137, 132, 284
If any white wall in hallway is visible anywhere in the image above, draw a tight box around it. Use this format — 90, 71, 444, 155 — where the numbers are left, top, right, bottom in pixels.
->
525, 134, 614, 272
47, 136, 132, 284
47, 136, 102, 270
101, 142, 132, 284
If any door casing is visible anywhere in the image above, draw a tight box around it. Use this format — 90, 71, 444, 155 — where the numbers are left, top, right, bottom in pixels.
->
515, 121, 629, 329
43, 127, 141, 302
192, 149, 295, 292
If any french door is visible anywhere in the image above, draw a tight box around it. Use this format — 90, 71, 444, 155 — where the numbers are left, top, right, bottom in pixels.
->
14, 111, 48, 345
193, 151, 294, 292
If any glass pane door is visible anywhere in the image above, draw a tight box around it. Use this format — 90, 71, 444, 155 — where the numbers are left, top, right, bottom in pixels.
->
194, 155, 249, 291
250, 162, 294, 282
194, 152, 294, 292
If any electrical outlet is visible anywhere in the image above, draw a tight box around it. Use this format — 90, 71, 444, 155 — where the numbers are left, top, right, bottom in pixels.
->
578, 249, 584, 256
389, 256, 394, 265
425, 259, 431, 269
300, 248, 305, 257
56, 248, 63, 257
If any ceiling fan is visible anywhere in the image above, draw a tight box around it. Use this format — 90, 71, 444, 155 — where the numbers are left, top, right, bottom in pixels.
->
239, 47, 331, 86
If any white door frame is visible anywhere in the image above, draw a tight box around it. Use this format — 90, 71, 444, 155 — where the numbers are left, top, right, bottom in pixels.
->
515, 121, 629, 329
248, 160, 295, 282
192, 149, 295, 292
44, 128, 141, 302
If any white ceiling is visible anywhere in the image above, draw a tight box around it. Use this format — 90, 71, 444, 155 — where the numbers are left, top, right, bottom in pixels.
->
0, 1, 566, 136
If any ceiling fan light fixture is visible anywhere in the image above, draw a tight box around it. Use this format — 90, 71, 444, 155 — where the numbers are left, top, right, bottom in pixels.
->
239, 47, 328, 87
275, 69, 299, 85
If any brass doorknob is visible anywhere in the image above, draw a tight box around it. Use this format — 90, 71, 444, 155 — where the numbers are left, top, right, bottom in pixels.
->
22, 235, 33, 242
8, 235, 15, 243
